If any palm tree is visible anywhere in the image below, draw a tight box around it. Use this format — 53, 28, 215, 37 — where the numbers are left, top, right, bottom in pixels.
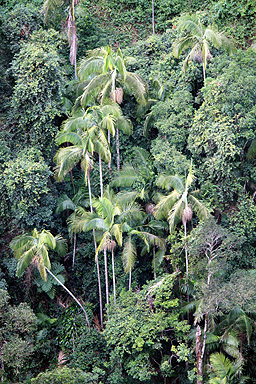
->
71, 196, 123, 305
42, 0, 79, 78
54, 119, 109, 329
154, 164, 209, 282
77, 46, 148, 170
172, 13, 235, 84
10, 229, 91, 331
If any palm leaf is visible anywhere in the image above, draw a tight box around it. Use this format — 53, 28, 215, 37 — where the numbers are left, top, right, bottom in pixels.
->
80, 74, 110, 107
16, 248, 36, 277
54, 235, 68, 257
154, 190, 181, 220
116, 116, 133, 135
156, 174, 184, 192
210, 353, 233, 379
78, 57, 104, 80
122, 235, 136, 273
124, 72, 148, 105
168, 196, 186, 232
111, 223, 123, 246
188, 194, 209, 220
111, 165, 138, 187
115, 55, 127, 80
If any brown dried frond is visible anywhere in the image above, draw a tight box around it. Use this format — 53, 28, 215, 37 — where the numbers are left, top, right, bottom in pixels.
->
93, 314, 101, 331
111, 87, 123, 104
105, 239, 116, 251
58, 350, 67, 367
182, 205, 193, 225
145, 203, 155, 214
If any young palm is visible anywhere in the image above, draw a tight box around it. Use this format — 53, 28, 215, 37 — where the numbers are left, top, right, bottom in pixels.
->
10, 229, 91, 331
172, 13, 235, 84
154, 164, 209, 282
77, 46, 147, 170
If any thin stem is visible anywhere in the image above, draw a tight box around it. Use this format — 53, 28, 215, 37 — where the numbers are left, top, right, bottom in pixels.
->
104, 248, 109, 306
99, 155, 103, 199
129, 267, 132, 291
116, 128, 120, 172
72, 233, 76, 269
112, 248, 116, 304
152, 0, 155, 34
45, 267, 91, 332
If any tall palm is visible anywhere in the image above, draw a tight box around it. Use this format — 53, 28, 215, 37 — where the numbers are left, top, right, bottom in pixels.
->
10, 229, 91, 331
54, 119, 109, 329
77, 46, 147, 170
71, 196, 123, 305
42, 0, 79, 77
154, 164, 209, 282
172, 13, 235, 84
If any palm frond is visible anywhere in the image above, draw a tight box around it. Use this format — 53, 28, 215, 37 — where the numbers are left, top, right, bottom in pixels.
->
115, 55, 127, 81
78, 57, 104, 80
16, 248, 36, 277
111, 223, 123, 246
54, 235, 68, 257
172, 36, 196, 59
80, 74, 111, 107
210, 353, 233, 379
168, 197, 186, 232
124, 72, 148, 105
54, 146, 82, 181
41, 0, 62, 23
156, 174, 184, 192
122, 235, 137, 273
116, 116, 133, 135
188, 195, 209, 220
39, 230, 56, 250
177, 16, 202, 37
112, 165, 138, 187
154, 190, 181, 220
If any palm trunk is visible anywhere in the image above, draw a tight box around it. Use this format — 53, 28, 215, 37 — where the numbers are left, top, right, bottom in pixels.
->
45, 267, 91, 332
111, 248, 116, 304
202, 63, 206, 85
99, 155, 103, 198
108, 130, 111, 171
116, 128, 120, 172
129, 267, 132, 291
104, 248, 109, 306
184, 222, 189, 302
152, 0, 155, 34
72, 233, 76, 268
196, 325, 203, 384
88, 173, 103, 329
153, 245, 156, 279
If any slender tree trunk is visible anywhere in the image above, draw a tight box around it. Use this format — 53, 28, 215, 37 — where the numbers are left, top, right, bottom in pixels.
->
99, 155, 103, 198
111, 248, 116, 304
45, 267, 91, 332
108, 130, 111, 171
129, 267, 132, 291
72, 233, 76, 269
152, 0, 155, 34
116, 128, 120, 172
184, 222, 189, 302
104, 249, 109, 306
202, 62, 206, 85
196, 325, 203, 384
153, 245, 156, 279
88, 173, 103, 329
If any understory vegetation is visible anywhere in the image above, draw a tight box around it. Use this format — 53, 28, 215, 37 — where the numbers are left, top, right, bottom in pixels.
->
0, 0, 256, 383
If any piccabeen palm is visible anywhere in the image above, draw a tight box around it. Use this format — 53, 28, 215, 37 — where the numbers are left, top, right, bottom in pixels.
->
172, 13, 235, 84
154, 165, 209, 281
10, 229, 91, 330
77, 46, 147, 170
